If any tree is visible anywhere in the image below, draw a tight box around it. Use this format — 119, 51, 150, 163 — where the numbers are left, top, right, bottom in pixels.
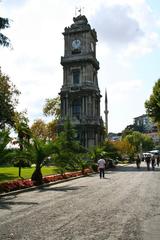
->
112, 139, 135, 160
53, 119, 85, 174
122, 123, 145, 137
11, 137, 56, 184
31, 119, 57, 140
145, 79, 160, 130
30, 138, 56, 184
102, 140, 120, 159
46, 120, 57, 140
0, 16, 10, 47
31, 119, 47, 139
43, 96, 61, 119
14, 112, 31, 150
124, 131, 154, 154
0, 129, 12, 165
42, 96, 61, 141
13, 112, 32, 177
0, 68, 20, 129
89, 146, 105, 162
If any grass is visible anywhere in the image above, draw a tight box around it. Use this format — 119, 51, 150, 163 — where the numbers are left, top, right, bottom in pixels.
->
0, 166, 58, 183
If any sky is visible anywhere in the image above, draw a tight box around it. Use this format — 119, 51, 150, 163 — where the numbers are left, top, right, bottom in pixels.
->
0, 0, 160, 133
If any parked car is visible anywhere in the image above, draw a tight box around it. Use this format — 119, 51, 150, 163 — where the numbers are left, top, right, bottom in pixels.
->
149, 150, 159, 157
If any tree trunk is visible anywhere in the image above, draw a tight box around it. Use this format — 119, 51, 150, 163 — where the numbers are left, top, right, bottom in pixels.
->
18, 164, 22, 178
31, 164, 43, 185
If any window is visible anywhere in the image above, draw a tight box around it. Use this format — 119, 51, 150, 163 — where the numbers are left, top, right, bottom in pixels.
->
73, 70, 80, 84
72, 99, 81, 117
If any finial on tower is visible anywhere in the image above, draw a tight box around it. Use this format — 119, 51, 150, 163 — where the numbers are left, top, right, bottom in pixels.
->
75, 6, 84, 17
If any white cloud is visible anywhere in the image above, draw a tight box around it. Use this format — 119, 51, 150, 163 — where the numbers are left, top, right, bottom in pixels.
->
92, 5, 144, 46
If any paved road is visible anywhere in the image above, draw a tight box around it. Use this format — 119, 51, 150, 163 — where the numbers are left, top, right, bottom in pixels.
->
0, 162, 160, 240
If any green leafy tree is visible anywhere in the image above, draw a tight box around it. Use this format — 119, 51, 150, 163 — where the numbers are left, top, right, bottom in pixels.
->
124, 131, 154, 154
0, 68, 20, 129
13, 112, 32, 177
14, 112, 31, 150
30, 138, 56, 184
53, 119, 85, 174
102, 140, 120, 159
89, 146, 105, 162
43, 96, 61, 119
142, 134, 154, 152
12, 138, 56, 184
0, 129, 12, 165
145, 79, 160, 130
0, 16, 10, 47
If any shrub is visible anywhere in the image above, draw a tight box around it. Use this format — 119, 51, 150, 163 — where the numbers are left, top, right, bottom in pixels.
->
91, 163, 98, 172
0, 168, 92, 194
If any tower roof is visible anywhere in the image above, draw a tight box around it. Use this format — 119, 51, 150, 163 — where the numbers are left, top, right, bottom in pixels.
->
72, 15, 88, 26
63, 14, 97, 41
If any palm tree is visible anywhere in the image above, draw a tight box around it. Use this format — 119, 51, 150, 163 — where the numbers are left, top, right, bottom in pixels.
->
28, 138, 56, 184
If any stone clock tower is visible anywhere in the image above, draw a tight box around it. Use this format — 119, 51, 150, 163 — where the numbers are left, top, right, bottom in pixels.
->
59, 14, 104, 148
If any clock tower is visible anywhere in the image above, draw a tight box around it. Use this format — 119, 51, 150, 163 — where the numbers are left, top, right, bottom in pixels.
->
59, 14, 104, 148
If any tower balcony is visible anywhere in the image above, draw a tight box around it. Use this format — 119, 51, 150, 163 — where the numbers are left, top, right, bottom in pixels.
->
59, 116, 103, 126
60, 83, 100, 93
61, 54, 99, 70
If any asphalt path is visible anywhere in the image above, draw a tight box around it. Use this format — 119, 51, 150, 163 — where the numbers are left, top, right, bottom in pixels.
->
0, 162, 160, 240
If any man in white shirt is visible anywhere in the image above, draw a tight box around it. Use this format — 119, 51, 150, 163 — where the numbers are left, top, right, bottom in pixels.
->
97, 158, 106, 178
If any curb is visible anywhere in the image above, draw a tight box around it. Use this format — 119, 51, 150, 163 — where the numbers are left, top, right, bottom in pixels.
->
0, 173, 93, 198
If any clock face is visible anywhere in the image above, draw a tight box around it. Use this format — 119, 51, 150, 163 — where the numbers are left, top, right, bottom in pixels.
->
72, 39, 81, 49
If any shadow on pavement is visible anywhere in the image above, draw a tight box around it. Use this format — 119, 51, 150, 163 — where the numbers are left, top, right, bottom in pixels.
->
0, 195, 38, 210
38, 184, 87, 193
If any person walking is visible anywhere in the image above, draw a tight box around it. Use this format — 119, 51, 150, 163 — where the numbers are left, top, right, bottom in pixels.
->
97, 157, 106, 179
157, 155, 160, 167
151, 155, 156, 170
136, 155, 141, 169
145, 154, 151, 171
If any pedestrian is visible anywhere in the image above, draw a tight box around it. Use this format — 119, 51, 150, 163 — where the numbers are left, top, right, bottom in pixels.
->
151, 155, 156, 170
145, 154, 151, 171
157, 155, 160, 167
136, 155, 141, 169
97, 157, 106, 179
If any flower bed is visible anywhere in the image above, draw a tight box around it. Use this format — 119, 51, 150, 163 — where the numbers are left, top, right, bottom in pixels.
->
0, 168, 92, 194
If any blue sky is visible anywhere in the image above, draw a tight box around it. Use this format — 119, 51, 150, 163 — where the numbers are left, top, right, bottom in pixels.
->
0, 0, 160, 133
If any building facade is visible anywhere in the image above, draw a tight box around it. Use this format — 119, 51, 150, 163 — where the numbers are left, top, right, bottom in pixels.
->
134, 114, 157, 133
134, 114, 159, 144
58, 14, 104, 148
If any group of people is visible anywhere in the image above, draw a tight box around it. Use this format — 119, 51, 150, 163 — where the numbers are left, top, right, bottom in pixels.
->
97, 154, 160, 178
136, 154, 160, 170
